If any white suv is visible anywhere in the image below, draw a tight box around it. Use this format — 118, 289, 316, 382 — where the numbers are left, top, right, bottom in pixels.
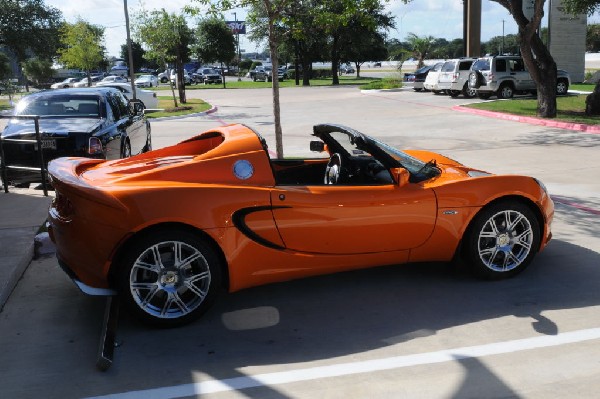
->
436, 58, 477, 98
468, 55, 570, 99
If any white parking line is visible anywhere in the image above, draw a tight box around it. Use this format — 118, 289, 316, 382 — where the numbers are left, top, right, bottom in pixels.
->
85, 327, 600, 399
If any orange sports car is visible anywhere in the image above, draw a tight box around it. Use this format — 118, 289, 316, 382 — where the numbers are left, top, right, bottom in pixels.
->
47, 123, 553, 327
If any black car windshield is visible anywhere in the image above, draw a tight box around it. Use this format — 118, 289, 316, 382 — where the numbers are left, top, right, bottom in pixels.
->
367, 136, 441, 180
16, 95, 101, 117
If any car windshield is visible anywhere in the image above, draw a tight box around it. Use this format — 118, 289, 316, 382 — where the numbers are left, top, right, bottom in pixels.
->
366, 136, 440, 179
16, 95, 101, 117
414, 66, 430, 74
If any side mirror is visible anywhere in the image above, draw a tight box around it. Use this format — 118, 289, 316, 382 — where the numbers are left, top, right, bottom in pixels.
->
391, 167, 410, 187
129, 99, 145, 115
310, 140, 325, 152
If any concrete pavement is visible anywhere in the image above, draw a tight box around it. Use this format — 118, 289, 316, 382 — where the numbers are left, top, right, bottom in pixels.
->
0, 186, 52, 310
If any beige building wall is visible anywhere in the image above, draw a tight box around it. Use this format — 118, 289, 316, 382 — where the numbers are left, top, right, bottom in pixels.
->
548, 0, 587, 83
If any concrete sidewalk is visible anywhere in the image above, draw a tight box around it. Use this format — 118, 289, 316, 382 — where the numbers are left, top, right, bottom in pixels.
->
0, 187, 52, 310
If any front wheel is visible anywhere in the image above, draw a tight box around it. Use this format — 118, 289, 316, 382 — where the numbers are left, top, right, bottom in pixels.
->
556, 79, 569, 95
116, 229, 222, 327
465, 202, 540, 280
462, 83, 477, 98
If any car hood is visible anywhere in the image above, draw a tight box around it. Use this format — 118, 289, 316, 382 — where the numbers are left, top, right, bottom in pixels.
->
2, 118, 104, 138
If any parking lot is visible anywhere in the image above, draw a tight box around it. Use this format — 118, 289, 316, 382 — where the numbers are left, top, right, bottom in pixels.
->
1, 86, 600, 398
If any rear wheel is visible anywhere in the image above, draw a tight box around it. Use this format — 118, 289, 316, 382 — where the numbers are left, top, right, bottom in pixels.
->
556, 79, 569, 95
498, 83, 514, 99
449, 90, 461, 98
121, 140, 131, 158
117, 229, 222, 327
465, 202, 540, 280
462, 83, 477, 98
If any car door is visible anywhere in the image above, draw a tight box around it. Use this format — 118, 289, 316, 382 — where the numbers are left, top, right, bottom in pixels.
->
108, 92, 145, 156
270, 182, 437, 255
510, 58, 535, 91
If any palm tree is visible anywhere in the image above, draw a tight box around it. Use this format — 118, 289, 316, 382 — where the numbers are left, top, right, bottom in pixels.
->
406, 33, 435, 68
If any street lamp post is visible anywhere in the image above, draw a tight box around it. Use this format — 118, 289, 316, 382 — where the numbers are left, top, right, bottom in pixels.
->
502, 19, 505, 55
123, 0, 137, 100
234, 12, 241, 81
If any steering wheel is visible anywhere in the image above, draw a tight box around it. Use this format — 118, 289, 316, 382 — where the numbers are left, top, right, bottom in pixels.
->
324, 153, 343, 184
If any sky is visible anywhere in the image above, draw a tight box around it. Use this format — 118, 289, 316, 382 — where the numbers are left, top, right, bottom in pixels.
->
45, 0, 600, 59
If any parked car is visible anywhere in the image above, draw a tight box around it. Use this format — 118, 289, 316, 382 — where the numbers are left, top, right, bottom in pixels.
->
403, 65, 432, 92
436, 58, 477, 98
170, 70, 193, 85
72, 75, 102, 88
423, 62, 444, 93
134, 74, 159, 88
1, 87, 151, 186
50, 78, 80, 89
468, 55, 571, 99
95, 82, 158, 109
157, 69, 171, 83
194, 68, 223, 84
47, 123, 553, 327
254, 66, 285, 82
100, 75, 128, 84
340, 64, 355, 74
247, 66, 265, 80
109, 65, 129, 76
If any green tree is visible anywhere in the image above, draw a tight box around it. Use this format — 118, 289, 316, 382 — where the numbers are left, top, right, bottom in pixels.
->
588, 24, 600, 52
339, 25, 389, 78
120, 41, 146, 72
135, 9, 193, 105
0, 0, 62, 89
58, 19, 105, 86
193, 18, 236, 88
0, 52, 11, 81
22, 57, 53, 87
406, 33, 435, 68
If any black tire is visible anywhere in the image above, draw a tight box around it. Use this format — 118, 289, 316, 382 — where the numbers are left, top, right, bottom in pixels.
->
413, 88, 423, 92
143, 125, 152, 152
497, 83, 514, 99
556, 79, 569, 95
449, 90, 461, 98
478, 92, 492, 100
464, 201, 540, 280
116, 229, 222, 327
121, 140, 131, 158
462, 83, 477, 98
160, 77, 168, 83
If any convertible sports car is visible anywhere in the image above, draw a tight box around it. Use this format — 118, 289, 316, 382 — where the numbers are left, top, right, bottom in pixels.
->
47, 124, 554, 327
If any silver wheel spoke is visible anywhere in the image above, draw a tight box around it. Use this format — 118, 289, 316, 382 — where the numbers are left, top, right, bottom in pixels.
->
184, 271, 210, 299
133, 260, 160, 274
478, 209, 534, 273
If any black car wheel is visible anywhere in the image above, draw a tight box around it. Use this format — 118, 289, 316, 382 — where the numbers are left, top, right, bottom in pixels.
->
160, 77, 168, 83
121, 140, 131, 158
478, 92, 492, 100
498, 83, 514, 99
465, 201, 540, 280
556, 79, 569, 95
116, 229, 222, 327
449, 90, 461, 98
463, 83, 477, 98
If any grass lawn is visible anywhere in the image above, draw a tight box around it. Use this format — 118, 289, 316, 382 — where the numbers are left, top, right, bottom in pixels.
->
146, 96, 212, 119
464, 94, 598, 125
0, 99, 11, 111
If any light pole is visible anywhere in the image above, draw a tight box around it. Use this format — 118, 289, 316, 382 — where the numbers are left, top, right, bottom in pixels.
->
123, 0, 137, 99
233, 12, 241, 81
502, 19, 505, 55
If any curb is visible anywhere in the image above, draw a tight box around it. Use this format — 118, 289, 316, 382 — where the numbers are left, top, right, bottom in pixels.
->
452, 105, 600, 134
0, 228, 36, 311
147, 105, 219, 122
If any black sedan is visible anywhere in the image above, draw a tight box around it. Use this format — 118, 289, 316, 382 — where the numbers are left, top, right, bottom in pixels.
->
403, 65, 433, 92
0, 87, 151, 186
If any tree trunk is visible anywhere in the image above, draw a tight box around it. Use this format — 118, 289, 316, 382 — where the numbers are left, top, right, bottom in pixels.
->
175, 56, 186, 104
331, 34, 340, 86
585, 81, 600, 115
495, 0, 557, 118
356, 62, 361, 78
267, 8, 284, 159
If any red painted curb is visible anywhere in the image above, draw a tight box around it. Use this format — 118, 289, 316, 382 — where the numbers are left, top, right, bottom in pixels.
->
453, 105, 600, 134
